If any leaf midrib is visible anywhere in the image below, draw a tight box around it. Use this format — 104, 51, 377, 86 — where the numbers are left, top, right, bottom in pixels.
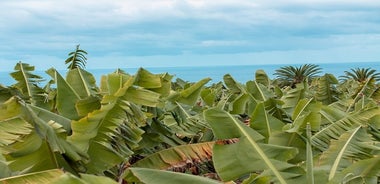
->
227, 112, 288, 184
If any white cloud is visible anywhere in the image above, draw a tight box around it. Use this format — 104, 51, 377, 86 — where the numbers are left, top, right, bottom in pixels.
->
0, 0, 379, 70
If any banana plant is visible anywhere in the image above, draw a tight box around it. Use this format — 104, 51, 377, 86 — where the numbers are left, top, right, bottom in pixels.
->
67, 70, 163, 174
204, 107, 305, 183
0, 97, 88, 176
10, 62, 53, 110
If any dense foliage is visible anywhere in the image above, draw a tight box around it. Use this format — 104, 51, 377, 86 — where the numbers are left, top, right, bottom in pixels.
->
1, 47, 380, 184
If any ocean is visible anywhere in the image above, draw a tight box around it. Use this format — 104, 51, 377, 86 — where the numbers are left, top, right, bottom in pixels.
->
1, 62, 380, 86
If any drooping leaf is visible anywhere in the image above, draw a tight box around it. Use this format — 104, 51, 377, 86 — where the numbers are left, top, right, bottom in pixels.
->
0, 117, 33, 147
150, 73, 173, 97
223, 74, 244, 94
134, 68, 162, 89
0, 98, 87, 174
67, 70, 164, 173
68, 98, 145, 173
255, 69, 270, 87
28, 105, 72, 132
163, 102, 209, 137
176, 78, 211, 105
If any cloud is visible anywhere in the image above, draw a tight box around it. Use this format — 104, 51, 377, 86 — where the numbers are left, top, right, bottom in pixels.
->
0, 0, 380, 70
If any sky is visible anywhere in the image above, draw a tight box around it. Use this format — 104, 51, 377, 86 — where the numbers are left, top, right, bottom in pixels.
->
1, 0, 380, 71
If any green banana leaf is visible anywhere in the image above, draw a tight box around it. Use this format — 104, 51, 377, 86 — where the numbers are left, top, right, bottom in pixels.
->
0, 98, 87, 174
68, 98, 145, 173
123, 167, 220, 184
0, 169, 118, 184
255, 69, 270, 87
46, 68, 80, 120
66, 68, 99, 98
134, 67, 162, 89
312, 106, 380, 151
318, 126, 380, 181
246, 80, 274, 102
250, 102, 284, 142
0, 169, 64, 184
54, 172, 118, 184
314, 73, 339, 105
329, 157, 380, 184
281, 83, 307, 114
284, 98, 322, 133
163, 102, 209, 137
68, 71, 163, 173
200, 82, 224, 107
28, 105, 72, 132
10, 62, 51, 109
176, 78, 211, 106
223, 74, 244, 94
204, 108, 304, 183
229, 93, 250, 114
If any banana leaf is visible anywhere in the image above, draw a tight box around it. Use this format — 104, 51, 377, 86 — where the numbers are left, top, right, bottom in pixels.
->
46, 68, 80, 120
132, 142, 214, 170
255, 69, 270, 87
250, 102, 284, 142
123, 167, 220, 184
318, 126, 380, 181
66, 68, 99, 98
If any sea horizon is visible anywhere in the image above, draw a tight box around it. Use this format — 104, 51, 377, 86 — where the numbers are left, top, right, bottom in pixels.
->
1, 61, 380, 86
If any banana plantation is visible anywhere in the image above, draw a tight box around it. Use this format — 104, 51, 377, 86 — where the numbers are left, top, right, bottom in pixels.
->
1, 47, 380, 184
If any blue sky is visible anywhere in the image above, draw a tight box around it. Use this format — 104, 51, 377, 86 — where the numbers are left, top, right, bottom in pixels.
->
1, 0, 380, 71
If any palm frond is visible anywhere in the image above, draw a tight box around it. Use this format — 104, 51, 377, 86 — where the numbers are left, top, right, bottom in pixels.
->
339, 67, 380, 83
274, 64, 322, 87
65, 45, 88, 70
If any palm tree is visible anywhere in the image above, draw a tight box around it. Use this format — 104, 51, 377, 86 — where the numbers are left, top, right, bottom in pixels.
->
339, 67, 380, 83
274, 64, 322, 87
